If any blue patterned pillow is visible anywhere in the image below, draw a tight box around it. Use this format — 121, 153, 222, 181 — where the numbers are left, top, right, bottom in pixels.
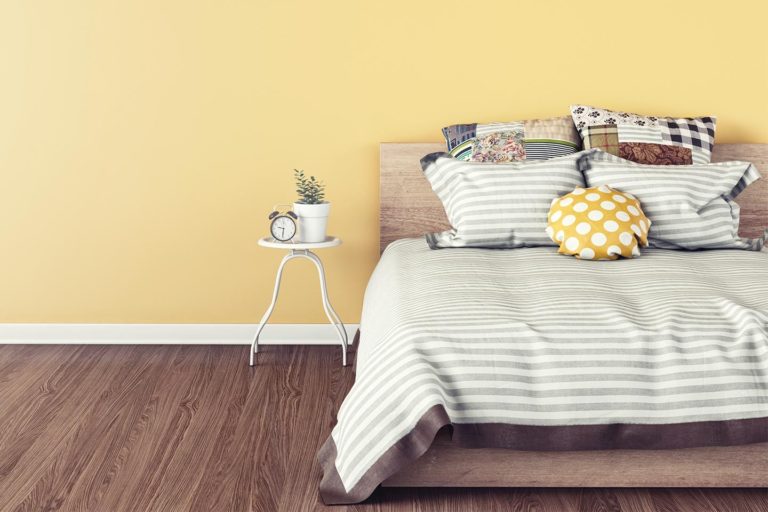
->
442, 116, 581, 162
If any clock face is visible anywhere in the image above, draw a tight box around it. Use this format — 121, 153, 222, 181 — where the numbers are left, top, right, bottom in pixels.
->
270, 215, 296, 241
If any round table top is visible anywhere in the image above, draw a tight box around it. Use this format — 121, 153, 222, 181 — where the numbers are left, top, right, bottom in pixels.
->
258, 236, 341, 250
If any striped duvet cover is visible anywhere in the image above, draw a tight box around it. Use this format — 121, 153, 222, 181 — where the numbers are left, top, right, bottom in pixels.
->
319, 238, 768, 504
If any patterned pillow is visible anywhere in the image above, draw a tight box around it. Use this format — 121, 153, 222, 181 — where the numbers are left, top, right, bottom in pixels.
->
442, 116, 581, 162
547, 185, 650, 260
582, 150, 765, 251
420, 151, 587, 249
570, 105, 717, 165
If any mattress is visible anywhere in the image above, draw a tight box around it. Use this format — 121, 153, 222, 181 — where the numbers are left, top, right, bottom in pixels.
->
319, 238, 768, 504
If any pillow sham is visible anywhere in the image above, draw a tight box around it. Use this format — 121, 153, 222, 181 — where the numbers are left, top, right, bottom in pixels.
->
421, 151, 588, 249
547, 185, 650, 260
442, 116, 580, 162
582, 150, 764, 251
570, 105, 716, 165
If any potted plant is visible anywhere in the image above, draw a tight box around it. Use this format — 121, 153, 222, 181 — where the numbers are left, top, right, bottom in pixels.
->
293, 169, 330, 243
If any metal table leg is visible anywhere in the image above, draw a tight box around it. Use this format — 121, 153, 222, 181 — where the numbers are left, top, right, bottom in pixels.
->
250, 249, 348, 367
304, 250, 348, 366
250, 252, 292, 366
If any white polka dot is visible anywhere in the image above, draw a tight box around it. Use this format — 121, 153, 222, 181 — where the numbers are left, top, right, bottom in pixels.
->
579, 248, 595, 260
639, 219, 647, 232
607, 245, 622, 256
572, 188, 585, 195
604, 220, 619, 232
612, 194, 627, 203
560, 197, 574, 207
550, 210, 562, 222
586, 193, 601, 201
600, 201, 616, 211
545, 226, 555, 239
551, 197, 558, 206
616, 211, 630, 222
631, 224, 641, 236
573, 202, 588, 213
556, 230, 565, 242
565, 237, 580, 251
632, 246, 641, 257
576, 222, 592, 235
588, 210, 604, 221
625, 193, 637, 200
591, 232, 607, 246
598, 185, 611, 193
619, 232, 633, 246
628, 205, 640, 216
562, 215, 576, 227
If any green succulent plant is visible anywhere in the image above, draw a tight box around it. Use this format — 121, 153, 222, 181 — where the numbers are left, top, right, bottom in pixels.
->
294, 169, 326, 204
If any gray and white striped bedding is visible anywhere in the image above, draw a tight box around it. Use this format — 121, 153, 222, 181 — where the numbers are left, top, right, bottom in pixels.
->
422, 152, 586, 249
584, 150, 765, 250
319, 238, 768, 504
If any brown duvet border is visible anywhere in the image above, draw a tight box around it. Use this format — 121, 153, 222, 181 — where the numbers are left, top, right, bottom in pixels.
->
322, 330, 768, 504
318, 404, 768, 505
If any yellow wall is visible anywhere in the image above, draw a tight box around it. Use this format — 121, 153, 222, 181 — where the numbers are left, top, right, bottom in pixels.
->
1, 1, 766, 323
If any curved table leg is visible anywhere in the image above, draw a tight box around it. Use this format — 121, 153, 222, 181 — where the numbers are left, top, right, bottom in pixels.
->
250, 252, 293, 366
305, 251, 348, 366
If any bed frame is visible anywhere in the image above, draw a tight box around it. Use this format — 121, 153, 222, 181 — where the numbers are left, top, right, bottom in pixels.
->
378, 142, 768, 489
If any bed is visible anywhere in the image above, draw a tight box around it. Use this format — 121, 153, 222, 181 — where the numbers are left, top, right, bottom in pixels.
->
318, 143, 768, 505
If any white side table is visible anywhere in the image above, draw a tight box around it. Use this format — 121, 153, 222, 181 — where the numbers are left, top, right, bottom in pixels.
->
251, 236, 348, 366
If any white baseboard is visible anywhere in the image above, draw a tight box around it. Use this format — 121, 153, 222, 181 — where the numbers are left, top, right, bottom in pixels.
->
0, 323, 359, 345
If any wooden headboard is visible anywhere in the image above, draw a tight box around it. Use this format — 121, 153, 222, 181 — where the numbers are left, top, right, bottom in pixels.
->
380, 143, 768, 252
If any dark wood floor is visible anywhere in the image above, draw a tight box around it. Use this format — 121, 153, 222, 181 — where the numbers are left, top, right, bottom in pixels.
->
0, 345, 766, 512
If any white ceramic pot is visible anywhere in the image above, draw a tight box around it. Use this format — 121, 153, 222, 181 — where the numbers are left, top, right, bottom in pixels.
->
293, 202, 331, 243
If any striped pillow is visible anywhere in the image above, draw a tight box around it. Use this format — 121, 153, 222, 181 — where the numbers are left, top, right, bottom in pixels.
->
442, 116, 581, 162
420, 151, 587, 249
582, 150, 765, 250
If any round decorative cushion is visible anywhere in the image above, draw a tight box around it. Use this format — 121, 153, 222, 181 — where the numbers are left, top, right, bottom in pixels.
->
546, 185, 650, 260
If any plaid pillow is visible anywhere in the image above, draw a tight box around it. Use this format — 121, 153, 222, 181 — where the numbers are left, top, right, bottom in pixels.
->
570, 105, 716, 165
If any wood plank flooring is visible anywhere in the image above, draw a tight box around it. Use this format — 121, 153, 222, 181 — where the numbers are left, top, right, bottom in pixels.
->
0, 344, 765, 512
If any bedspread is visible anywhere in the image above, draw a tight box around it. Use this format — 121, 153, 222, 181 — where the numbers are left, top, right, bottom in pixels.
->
319, 239, 768, 504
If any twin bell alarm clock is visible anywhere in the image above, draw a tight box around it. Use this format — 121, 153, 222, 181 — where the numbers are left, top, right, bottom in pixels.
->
268, 204, 298, 242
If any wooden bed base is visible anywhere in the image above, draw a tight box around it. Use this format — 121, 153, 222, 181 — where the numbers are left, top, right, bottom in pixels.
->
378, 142, 768, 489
383, 429, 768, 488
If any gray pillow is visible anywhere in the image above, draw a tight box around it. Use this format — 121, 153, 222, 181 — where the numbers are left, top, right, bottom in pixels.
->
582, 150, 765, 250
420, 151, 588, 249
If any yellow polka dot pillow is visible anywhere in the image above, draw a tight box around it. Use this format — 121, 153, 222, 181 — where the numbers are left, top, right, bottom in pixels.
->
546, 185, 650, 260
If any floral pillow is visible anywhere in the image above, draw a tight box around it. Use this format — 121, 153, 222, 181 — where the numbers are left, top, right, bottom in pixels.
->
570, 105, 717, 165
470, 131, 525, 163
442, 116, 580, 162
